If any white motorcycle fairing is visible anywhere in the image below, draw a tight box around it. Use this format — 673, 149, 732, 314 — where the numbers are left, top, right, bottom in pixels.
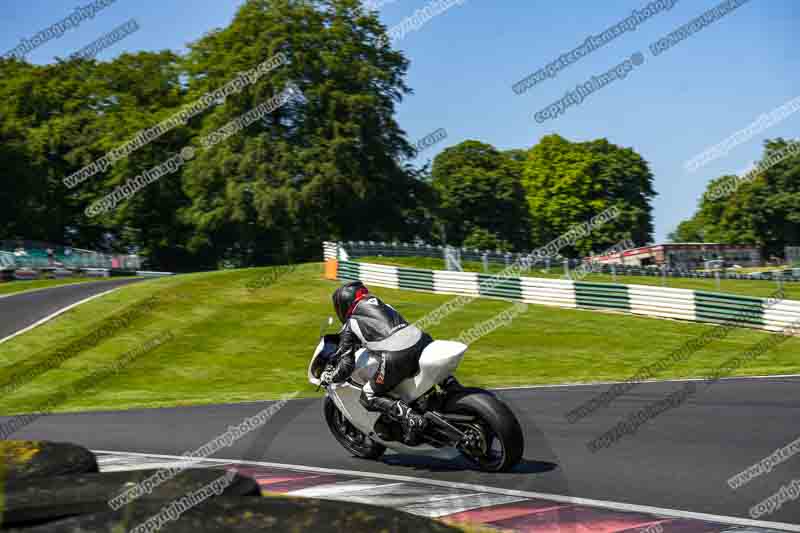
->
308, 338, 467, 454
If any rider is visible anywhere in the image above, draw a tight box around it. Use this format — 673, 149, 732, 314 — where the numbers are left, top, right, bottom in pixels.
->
322, 281, 433, 444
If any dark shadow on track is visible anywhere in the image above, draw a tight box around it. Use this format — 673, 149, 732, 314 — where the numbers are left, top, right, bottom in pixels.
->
378, 453, 558, 475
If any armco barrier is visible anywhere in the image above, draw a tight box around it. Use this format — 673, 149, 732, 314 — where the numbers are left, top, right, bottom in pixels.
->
332, 259, 800, 335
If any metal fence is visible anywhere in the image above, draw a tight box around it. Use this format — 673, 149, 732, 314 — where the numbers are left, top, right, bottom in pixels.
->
0, 241, 142, 271
339, 241, 562, 267
575, 262, 800, 283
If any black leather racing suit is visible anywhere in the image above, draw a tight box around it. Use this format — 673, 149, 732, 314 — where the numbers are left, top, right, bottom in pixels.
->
329, 295, 433, 414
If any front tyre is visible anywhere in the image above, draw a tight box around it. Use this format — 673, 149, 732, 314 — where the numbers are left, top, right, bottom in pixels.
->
324, 396, 386, 460
445, 392, 524, 472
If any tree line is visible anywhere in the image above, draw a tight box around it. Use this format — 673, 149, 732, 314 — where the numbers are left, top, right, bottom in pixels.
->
671, 139, 800, 260
2, 0, 663, 270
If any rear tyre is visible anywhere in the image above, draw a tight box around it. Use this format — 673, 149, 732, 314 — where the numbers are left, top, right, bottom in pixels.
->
444, 392, 524, 472
323, 397, 386, 460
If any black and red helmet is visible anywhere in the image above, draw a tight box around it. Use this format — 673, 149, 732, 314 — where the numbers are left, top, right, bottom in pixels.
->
332, 281, 369, 324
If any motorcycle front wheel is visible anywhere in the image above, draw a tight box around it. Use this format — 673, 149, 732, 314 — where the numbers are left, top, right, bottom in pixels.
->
323, 396, 386, 460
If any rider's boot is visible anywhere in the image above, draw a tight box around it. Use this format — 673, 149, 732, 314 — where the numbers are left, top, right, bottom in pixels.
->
389, 400, 427, 445
370, 396, 427, 445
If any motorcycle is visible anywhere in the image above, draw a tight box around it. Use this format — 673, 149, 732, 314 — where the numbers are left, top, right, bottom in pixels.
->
308, 319, 524, 472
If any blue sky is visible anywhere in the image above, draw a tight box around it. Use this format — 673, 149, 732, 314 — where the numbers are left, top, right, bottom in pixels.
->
2, 0, 798, 243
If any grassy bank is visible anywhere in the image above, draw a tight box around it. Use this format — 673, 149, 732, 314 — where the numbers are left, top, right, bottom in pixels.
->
0, 263, 797, 414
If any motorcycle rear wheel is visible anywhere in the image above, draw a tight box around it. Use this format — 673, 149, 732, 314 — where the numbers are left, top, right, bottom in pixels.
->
445, 392, 524, 472
324, 396, 386, 460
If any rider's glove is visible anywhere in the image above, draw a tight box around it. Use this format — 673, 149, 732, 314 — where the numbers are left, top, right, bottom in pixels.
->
320, 368, 337, 386
325, 326, 358, 384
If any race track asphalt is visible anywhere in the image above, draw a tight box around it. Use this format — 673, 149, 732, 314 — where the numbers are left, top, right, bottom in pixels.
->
0, 277, 146, 341
3, 377, 799, 524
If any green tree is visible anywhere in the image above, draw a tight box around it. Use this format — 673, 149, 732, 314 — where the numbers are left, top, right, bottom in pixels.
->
180, 0, 429, 266
0, 0, 438, 270
0, 50, 195, 269
668, 214, 707, 242
521, 134, 656, 257
78, 51, 194, 270
672, 138, 800, 258
0, 57, 112, 245
462, 227, 513, 251
431, 140, 530, 250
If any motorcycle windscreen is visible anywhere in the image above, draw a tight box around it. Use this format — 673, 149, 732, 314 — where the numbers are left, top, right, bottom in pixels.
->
308, 334, 341, 380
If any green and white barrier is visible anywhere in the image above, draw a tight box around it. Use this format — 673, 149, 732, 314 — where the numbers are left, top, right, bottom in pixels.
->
334, 260, 800, 335
628, 285, 696, 321
520, 278, 576, 308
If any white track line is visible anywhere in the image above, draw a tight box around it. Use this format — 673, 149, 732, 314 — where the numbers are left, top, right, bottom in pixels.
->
93, 450, 800, 532
291, 480, 405, 498
100, 460, 225, 473
0, 288, 120, 346
403, 493, 527, 518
